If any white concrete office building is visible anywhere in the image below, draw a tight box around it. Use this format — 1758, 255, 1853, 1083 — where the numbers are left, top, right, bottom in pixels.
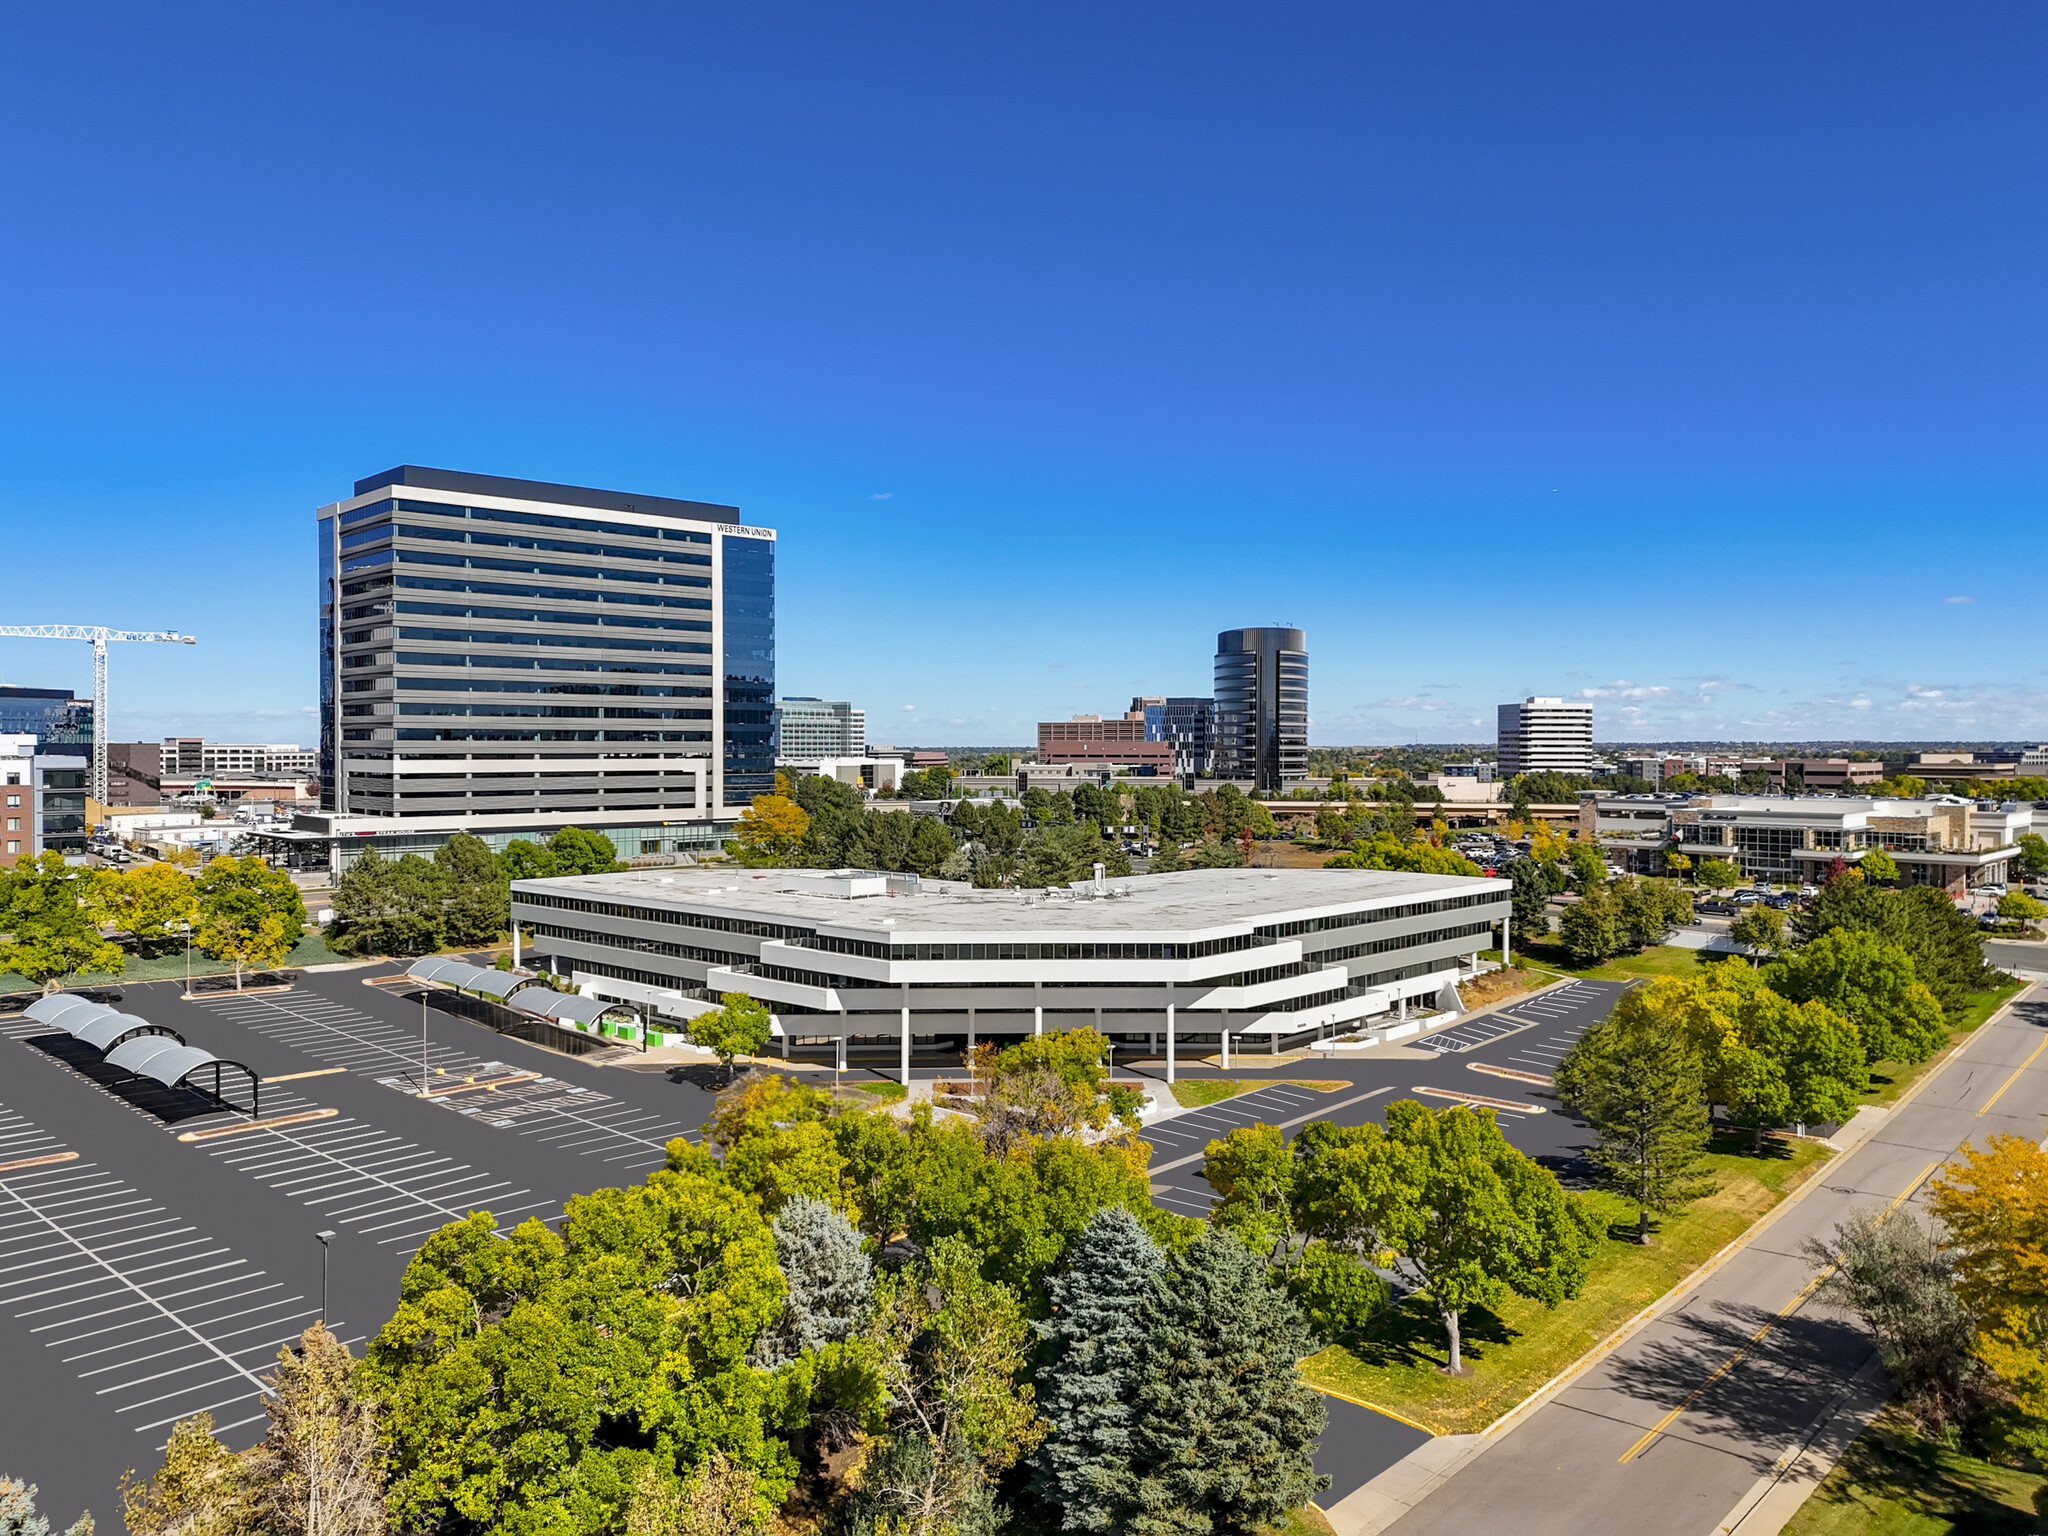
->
1497, 696, 1595, 777
773, 698, 866, 765
511, 865, 1512, 1083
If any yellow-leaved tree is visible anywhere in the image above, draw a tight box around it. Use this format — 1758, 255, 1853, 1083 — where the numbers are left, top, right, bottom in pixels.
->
1927, 1135, 2048, 1446
732, 792, 809, 864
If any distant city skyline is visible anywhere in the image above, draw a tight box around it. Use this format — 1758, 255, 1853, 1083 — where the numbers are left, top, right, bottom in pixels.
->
1, 6, 2042, 746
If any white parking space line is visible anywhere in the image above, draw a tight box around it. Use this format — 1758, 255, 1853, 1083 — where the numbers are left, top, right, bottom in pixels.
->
0, 1103, 317, 1443
195, 993, 695, 1167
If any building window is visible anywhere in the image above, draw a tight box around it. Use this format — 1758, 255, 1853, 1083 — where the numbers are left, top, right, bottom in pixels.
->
4, 841, 17, 855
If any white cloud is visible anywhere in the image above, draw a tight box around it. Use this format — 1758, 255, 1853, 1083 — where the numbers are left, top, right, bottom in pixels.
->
870, 492, 893, 500
1370, 695, 1447, 711
1577, 681, 1674, 702
901, 703, 916, 711
1944, 595, 1973, 604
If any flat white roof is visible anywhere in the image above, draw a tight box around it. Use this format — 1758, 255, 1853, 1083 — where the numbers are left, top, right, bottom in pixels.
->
511, 865, 1508, 942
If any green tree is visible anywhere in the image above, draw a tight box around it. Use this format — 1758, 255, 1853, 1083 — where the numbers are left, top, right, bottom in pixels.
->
497, 838, 557, 881
2016, 833, 2048, 879
1998, 890, 2046, 928
107, 862, 198, 955
1697, 857, 1742, 892
1859, 848, 1900, 886
749, 1195, 873, 1369
364, 1170, 793, 1535
1324, 832, 1480, 876
1611, 875, 1692, 950
329, 849, 446, 958
1559, 888, 1621, 965
1020, 822, 1129, 887
689, 992, 773, 1084
1802, 1210, 1978, 1429
1794, 879, 1993, 1021
1555, 1016, 1716, 1242
433, 832, 508, 947
1283, 1241, 1388, 1346
1201, 1123, 1299, 1263
1728, 902, 1785, 964
1568, 842, 1607, 890
1359, 1102, 1599, 1372
546, 826, 628, 875
0, 852, 122, 992
1030, 1206, 1164, 1534
195, 855, 307, 988
1127, 1229, 1326, 1536
1606, 970, 1866, 1134
1766, 929, 1949, 1066
1506, 857, 1565, 945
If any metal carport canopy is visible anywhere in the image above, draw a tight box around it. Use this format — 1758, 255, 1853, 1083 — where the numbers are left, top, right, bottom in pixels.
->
23, 993, 104, 1028
72, 1012, 182, 1052
512, 991, 630, 1027
104, 1037, 220, 1086
407, 957, 469, 983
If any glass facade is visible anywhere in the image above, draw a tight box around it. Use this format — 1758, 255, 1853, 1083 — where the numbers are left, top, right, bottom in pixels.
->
318, 515, 337, 808
722, 535, 775, 806
0, 687, 92, 747
1211, 629, 1307, 790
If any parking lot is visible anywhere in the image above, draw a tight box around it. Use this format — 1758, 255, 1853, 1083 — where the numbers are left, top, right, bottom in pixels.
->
0, 962, 731, 1520
1, 958, 1626, 1522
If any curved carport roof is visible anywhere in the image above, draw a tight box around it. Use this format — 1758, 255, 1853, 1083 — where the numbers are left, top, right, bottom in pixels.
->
406, 957, 537, 1001
25, 997, 262, 1119
509, 990, 637, 1028
25, 995, 184, 1053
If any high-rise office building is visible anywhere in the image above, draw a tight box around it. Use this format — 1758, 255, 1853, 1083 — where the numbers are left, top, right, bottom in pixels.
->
772, 698, 866, 764
308, 465, 772, 869
1130, 695, 1216, 777
1211, 628, 1307, 791
1496, 696, 1594, 777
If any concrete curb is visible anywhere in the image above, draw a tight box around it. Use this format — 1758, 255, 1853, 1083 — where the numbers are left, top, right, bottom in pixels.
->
1321, 979, 2037, 1536
1712, 1353, 1891, 1535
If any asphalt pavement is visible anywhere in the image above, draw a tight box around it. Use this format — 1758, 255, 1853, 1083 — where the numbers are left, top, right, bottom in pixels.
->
1365, 982, 2048, 1536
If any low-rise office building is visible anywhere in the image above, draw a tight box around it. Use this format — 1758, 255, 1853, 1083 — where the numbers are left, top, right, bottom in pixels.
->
1581, 791, 2032, 892
511, 865, 1511, 1082
1038, 715, 1175, 774
1771, 758, 1884, 792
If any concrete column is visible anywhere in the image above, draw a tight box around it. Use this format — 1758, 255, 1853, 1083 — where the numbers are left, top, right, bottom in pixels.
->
1399, 993, 1408, 1021
900, 1006, 911, 1087
1166, 1002, 1176, 1085
780, 1030, 790, 1060
836, 1031, 846, 1072
1034, 983, 1043, 1038
1271, 1029, 1279, 1057
1221, 1028, 1230, 1069
967, 1007, 976, 1054
1501, 917, 1511, 969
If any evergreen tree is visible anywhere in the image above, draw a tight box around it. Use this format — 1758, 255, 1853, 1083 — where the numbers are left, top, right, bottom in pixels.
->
0, 1477, 91, 1536
1030, 1206, 1165, 1533
433, 832, 508, 948
751, 1196, 873, 1369
1128, 1230, 1327, 1536
1555, 1015, 1717, 1242
330, 849, 447, 957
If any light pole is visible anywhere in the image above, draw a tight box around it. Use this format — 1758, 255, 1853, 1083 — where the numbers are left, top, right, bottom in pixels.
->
181, 920, 192, 995
314, 1229, 336, 1323
419, 992, 430, 1096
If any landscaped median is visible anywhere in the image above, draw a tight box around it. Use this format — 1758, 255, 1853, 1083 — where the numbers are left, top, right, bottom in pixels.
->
1169, 1078, 1350, 1109
1298, 1133, 1835, 1435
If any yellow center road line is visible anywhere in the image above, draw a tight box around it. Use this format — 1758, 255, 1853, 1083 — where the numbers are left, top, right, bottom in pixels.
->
177, 1107, 340, 1142
0, 1152, 79, 1174
1618, 1160, 1940, 1465
1976, 1032, 2048, 1118
260, 1066, 348, 1084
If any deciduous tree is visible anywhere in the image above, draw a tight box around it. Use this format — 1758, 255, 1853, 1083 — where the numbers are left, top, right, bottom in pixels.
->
733, 794, 810, 864
1765, 929, 1948, 1065
1803, 1210, 1978, 1429
1859, 848, 1900, 885
108, 862, 197, 955
1728, 902, 1785, 964
195, 856, 308, 987
1559, 888, 1620, 965
0, 852, 122, 992
1697, 858, 1742, 892
1201, 1123, 1298, 1262
1555, 1016, 1716, 1242
1793, 879, 1993, 1021
1927, 1134, 2048, 1450
689, 992, 773, 1083
240, 1323, 386, 1536
1325, 832, 1480, 876
117, 1414, 247, 1536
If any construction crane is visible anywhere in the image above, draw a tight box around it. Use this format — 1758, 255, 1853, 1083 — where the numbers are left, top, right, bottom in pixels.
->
0, 626, 198, 805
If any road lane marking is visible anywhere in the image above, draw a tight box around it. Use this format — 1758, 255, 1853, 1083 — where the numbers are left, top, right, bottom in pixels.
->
1145, 1086, 1399, 1177
176, 1108, 339, 1141
259, 1067, 348, 1083
1976, 1031, 2048, 1118
1617, 1159, 1940, 1465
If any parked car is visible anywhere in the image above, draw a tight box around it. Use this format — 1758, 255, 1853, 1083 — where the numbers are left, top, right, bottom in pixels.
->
1798, 885, 1821, 898
1697, 900, 1738, 916
1765, 894, 1794, 909
1735, 890, 1765, 905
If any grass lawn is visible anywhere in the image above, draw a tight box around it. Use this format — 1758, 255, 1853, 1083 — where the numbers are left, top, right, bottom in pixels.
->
1784, 1409, 2048, 1536
848, 1081, 908, 1103
1300, 1133, 1834, 1435
1272, 1504, 1337, 1536
0, 930, 354, 993
1171, 1079, 1247, 1108
1514, 942, 1719, 983
1859, 974, 2025, 1109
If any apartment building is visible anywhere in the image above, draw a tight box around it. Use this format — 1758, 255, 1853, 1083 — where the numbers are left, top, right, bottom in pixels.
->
0, 734, 88, 866
511, 865, 1511, 1081
1496, 697, 1594, 777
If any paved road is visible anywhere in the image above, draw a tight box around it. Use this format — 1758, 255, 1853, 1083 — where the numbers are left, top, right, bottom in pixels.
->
1374, 983, 2048, 1536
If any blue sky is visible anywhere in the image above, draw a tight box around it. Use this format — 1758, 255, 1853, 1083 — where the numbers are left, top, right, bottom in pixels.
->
2, 4, 2043, 747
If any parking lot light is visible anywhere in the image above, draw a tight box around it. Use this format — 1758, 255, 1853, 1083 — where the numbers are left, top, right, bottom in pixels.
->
314, 1230, 337, 1323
